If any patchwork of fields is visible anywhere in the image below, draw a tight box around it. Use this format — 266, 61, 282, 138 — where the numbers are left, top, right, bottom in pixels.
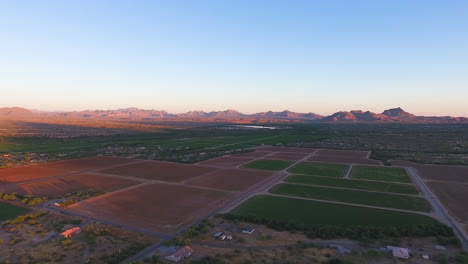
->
0, 145, 457, 239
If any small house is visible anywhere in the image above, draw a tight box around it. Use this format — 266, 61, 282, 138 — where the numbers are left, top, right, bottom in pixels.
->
242, 227, 255, 234
165, 246, 193, 262
60, 227, 81, 238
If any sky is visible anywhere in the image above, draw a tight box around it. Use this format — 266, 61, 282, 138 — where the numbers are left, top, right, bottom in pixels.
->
1, 0, 467, 116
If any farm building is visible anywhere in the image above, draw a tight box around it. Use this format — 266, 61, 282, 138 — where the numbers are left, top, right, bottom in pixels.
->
387, 245, 409, 259
213, 232, 224, 239
165, 246, 193, 262
60, 227, 81, 238
242, 227, 255, 234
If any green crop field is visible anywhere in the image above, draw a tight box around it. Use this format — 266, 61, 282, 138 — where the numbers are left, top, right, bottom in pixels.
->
231, 195, 438, 227
350, 166, 411, 183
288, 162, 348, 177
270, 183, 431, 212
0, 202, 30, 221
243, 159, 293, 171
286, 175, 419, 194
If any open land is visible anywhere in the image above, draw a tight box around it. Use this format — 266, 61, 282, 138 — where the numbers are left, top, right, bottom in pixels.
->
231, 195, 437, 227
269, 183, 431, 212
288, 162, 348, 177
242, 159, 293, 171
426, 181, 468, 222
285, 174, 419, 194
1, 173, 142, 197
0, 201, 29, 221
350, 165, 412, 183
308, 155, 381, 165
391, 160, 468, 183
67, 182, 235, 234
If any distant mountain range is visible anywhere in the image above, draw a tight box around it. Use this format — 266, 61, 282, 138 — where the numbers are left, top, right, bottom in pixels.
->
0, 107, 466, 123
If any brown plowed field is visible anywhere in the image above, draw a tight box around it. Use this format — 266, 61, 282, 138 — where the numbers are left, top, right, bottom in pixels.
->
2, 173, 141, 197
0, 165, 70, 184
67, 182, 233, 234
308, 155, 381, 165
267, 153, 308, 161
427, 181, 468, 222
184, 168, 274, 191
230, 151, 272, 158
44, 156, 141, 171
197, 156, 254, 168
391, 160, 468, 183
315, 149, 369, 157
97, 161, 217, 182
255, 146, 316, 154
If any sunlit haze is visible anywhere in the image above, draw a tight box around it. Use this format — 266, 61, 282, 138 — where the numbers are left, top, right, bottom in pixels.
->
1, 0, 467, 116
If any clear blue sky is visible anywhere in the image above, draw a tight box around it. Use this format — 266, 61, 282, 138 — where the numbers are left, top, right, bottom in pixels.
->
1, 0, 467, 116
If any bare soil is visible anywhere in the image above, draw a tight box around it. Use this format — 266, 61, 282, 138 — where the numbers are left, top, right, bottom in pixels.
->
184, 168, 274, 191
229, 151, 272, 158
67, 182, 234, 234
0, 164, 70, 183
4, 173, 141, 197
44, 156, 140, 171
97, 160, 217, 182
427, 181, 468, 222
255, 146, 317, 153
391, 160, 468, 182
197, 156, 254, 168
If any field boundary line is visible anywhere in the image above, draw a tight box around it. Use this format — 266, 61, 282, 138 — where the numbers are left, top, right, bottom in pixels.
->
343, 164, 352, 179
276, 182, 423, 197
206, 135, 282, 150
263, 193, 433, 216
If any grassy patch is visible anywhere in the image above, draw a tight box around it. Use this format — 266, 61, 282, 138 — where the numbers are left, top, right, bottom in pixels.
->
242, 159, 293, 171
351, 166, 411, 183
231, 195, 438, 227
286, 175, 419, 195
288, 162, 348, 177
0, 201, 30, 221
270, 183, 431, 212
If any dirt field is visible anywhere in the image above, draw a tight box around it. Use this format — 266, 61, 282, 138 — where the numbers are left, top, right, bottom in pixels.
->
266, 153, 308, 161
44, 156, 140, 171
308, 155, 381, 165
68, 182, 234, 234
255, 146, 317, 153
184, 168, 274, 191
316, 149, 369, 157
196, 156, 254, 167
0, 164, 71, 183
3, 173, 142, 197
427, 181, 468, 222
391, 160, 468, 183
229, 151, 271, 158
97, 160, 217, 182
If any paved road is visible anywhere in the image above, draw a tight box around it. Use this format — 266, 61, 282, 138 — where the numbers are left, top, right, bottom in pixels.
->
405, 167, 468, 249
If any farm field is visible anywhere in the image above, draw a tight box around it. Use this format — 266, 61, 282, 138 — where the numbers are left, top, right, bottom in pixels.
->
68, 182, 234, 234
350, 165, 411, 183
307, 155, 381, 165
316, 149, 369, 157
0, 201, 29, 221
269, 183, 431, 212
391, 160, 468, 183
231, 195, 438, 227
2, 173, 142, 197
43, 156, 140, 171
255, 146, 317, 153
427, 181, 468, 222
97, 160, 217, 182
229, 151, 271, 158
0, 164, 70, 184
288, 162, 348, 177
242, 159, 292, 171
184, 168, 274, 191
285, 175, 419, 194
266, 153, 308, 161
196, 156, 254, 168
